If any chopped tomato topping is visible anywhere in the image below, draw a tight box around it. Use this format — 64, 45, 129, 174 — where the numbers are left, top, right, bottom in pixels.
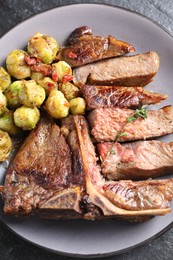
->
24, 54, 37, 65
8, 91, 14, 99
31, 64, 52, 76
64, 101, 70, 108
52, 72, 59, 82
47, 82, 56, 90
36, 57, 42, 62
68, 51, 77, 58
62, 75, 74, 84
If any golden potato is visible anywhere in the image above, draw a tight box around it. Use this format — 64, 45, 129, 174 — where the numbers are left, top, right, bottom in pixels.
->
6, 50, 31, 79
14, 106, 40, 130
27, 33, 59, 64
38, 77, 58, 95
31, 71, 44, 83
0, 110, 20, 135
0, 129, 12, 161
69, 97, 86, 115
5, 80, 23, 108
52, 61, 72, 83
0, 67, 11, 92
19, 80, 46, 107
59, 82, 80, 101
45, 89, 69, 118
0, 89, 7, 116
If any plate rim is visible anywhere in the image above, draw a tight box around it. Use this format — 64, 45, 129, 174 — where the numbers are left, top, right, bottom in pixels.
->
1, 3, 173, 258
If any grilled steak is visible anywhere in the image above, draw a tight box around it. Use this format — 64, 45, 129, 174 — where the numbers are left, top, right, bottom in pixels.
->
98, 141, 173, 180
73, 52, 160, 87
88, 106, 173, 142
74, 115, 173, 217
59, 31, 135, 67
2, 116, 83, 218
2, 115, 173, 220
82, 85, 167, 110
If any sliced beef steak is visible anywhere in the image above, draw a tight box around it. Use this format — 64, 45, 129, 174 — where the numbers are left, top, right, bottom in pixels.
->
73, 52, 160, 87
3, 116, 82, 217
59, 33, 135, 67
103, 180, 173, 211
82, 85, 167, 110
98, 141, 173, 180
88, 106, 173, 142
2, 115, 173, 221
74, 115, 173, 217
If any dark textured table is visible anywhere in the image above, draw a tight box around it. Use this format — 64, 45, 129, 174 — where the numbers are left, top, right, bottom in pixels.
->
1, 1, 173, 259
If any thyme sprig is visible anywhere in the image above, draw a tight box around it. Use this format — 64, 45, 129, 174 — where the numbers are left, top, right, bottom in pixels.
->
127, 105, 148, 123
108, 106, 148, 156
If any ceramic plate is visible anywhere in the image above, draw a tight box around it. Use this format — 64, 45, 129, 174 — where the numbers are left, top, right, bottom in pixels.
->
0, 4, 173, 258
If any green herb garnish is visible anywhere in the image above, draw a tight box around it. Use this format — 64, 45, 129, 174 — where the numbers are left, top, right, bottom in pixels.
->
114, 132, 128, 142
127, 105, 147, 123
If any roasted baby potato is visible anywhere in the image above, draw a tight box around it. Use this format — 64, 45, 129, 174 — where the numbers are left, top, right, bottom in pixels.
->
38, 77, 58, 95
19, 80, 46, 107
0, 110, 20, 135
0, 129, 12, 161
0, 67, 11, 92
5, 80, 23, 108
45, 89, 69, 118
52, 61, 72, 83
59, 82, 80, 101
27, 32, 59, 64
69, 97, 86, 115
31, 71, 44, 83
0, 89, 7, 116
6, 50, 31, 79
14, 106, 40, 130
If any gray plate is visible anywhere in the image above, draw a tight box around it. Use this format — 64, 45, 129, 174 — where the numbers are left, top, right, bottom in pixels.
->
0, 3, 173, 258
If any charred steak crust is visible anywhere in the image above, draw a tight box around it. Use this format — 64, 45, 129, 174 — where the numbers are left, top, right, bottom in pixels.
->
82, 85, 167, 110
60, 34, 135, 67
3, 117, 79, 216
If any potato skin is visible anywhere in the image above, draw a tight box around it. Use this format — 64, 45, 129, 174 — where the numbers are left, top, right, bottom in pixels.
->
0, 110, 20, 135
27, 33, 59, 64
19, 80, 46, 107
45, 89, 69, 118
69, 97, 86, 115
5, 80, 23, 109
59, 82, 80, 101
0, 129, 12, 162
0, 89, 7, 116
14, 106, 40, 130
6, 50, 31, 79
52, 61, 72, 83
0, 67, 11, 92
38, 77, 58, 95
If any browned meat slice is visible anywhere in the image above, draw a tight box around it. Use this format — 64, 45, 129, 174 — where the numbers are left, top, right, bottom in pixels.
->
97, 141, 173, 180
74, 115, 173, 217
73, 52, 160, 87
88, 106, 173, 142
82, 85, 167, 110
103, 180, 173, 211
59, 34, 135, 67
2, 114, 173, 220
2, 116, 82, 218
